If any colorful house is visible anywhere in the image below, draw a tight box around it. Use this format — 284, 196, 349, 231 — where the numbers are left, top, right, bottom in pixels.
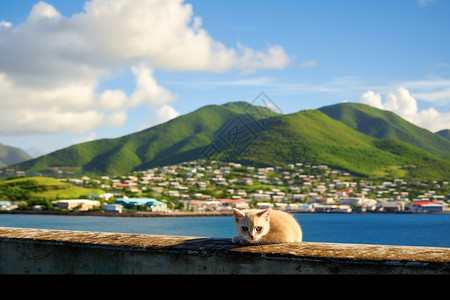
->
115, 197, 167, 211
410, 201, 444, 212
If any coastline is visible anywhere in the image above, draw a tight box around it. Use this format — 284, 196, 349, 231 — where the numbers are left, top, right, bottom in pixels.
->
0, 209, 448, 218
0, 210, 234, 218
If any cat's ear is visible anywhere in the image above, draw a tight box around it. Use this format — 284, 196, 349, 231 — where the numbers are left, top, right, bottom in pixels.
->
258, 208, 271, 222
233, 208, 246, 222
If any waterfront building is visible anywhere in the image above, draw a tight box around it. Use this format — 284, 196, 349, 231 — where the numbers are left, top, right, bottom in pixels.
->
310, 197, 335, 204
339, 197, 377, 207
115, 197, 167, 211
410, 201, 444, 212
103, 204, 123, 213
290, 203, 316, 212
217, 198, 248, 210
314, 205, 336, 212
376, 201, 406, 212
0, 201, 18, 211
186, 200, 222, 211
55, 199, 100, 211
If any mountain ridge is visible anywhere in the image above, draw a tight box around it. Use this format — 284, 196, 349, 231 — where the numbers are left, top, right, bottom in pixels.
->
10, 102, 277, 175
234, 109, 450, 179
0, 143, 32, 168
437, 129, 450, 141
319, 102, 450, 160
6, 101, 450, 179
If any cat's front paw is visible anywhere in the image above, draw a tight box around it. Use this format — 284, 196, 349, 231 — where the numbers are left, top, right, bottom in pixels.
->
232, 235, 243, 244
232, 235, 252, 245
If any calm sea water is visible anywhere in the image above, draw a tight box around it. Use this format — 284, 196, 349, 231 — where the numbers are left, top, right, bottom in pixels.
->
1, 213, 449, 247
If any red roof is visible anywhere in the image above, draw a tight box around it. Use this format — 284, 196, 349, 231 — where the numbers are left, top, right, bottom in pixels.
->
217, 198, 245, 203
412, 201, 439, 206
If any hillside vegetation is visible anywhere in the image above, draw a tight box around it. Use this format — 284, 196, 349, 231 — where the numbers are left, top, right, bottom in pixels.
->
12, 102, 276, 175
6, 102, 450, 180
0, 143, 32, 168
236, 110, 450, 179
0, 176, 104, 203
319, 103, 450, 160
437, 129, 450, 141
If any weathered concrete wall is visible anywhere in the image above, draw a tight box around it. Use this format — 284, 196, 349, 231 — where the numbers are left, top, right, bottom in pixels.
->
1, 227, 449, 274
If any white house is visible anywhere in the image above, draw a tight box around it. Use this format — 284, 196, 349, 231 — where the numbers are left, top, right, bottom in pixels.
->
98, 193, 114, 200
310, 197, 334, 204
339, 197, 362, 206
376, 201, 406, 212
292, 194, 308, 202
256, 202, 273, 209
251, 193, 271, 201
288, 203, 316, 212
339, 197, 377, 207
0, 201, 18, 211
55, 199, 100, 211
331, 205, 352, 213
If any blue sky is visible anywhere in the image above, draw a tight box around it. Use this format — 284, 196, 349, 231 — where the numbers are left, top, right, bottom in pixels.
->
0, 0, 449, 156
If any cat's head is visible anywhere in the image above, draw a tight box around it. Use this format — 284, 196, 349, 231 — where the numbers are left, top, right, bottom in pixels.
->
233, 208, 271, 243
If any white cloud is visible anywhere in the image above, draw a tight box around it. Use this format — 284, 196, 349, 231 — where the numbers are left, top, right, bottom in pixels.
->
129, 64, 178, 107
413, 88, 450, 104
384, 87, 418, 119
0, 0, 289, 136
155, 105, 181, 124
360, 90, 383, 109
27, 1, 62, 23
103, 111, 128, 128
401, 77, 450, 106
300, 60, 318, 68
59, 0, 288, 72
418, 0, 435, 6
236, 44, 290, 74
360, 87, 450, 132
0, 108, 104, 135
0, 21, 12, 29
135, 104, 180, 132
99, 90, 128, 111
73, 131, 97, 145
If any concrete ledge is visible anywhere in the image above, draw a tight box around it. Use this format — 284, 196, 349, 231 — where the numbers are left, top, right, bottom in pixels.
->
1, 227, 449, 274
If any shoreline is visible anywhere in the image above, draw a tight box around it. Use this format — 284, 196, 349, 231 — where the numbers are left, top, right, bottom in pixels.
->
0, 209, 448, 218
0, 210, 233, 218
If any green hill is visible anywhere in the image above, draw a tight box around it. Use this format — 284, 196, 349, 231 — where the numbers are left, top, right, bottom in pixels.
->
0, 143, 32, 168
436, 129, 450, 141
234, 109, 450, 179
319, 102, 450, 160
0, 176, 105, 202
8, 101, 450, 180
11, 102, 278, 175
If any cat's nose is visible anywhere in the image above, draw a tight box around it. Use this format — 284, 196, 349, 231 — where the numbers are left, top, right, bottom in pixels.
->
250, 235, 254, 239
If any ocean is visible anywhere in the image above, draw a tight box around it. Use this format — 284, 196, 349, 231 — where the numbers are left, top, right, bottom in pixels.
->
1, 212, 449, 247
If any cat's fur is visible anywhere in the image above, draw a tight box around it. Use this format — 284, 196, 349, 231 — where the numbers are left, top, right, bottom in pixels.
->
232, 208, 302, 245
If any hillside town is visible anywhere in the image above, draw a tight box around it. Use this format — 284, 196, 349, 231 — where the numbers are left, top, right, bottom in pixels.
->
0, 160, 449, 214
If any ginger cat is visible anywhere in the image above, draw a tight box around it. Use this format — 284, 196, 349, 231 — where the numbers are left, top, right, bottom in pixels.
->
232, 208, 302, 245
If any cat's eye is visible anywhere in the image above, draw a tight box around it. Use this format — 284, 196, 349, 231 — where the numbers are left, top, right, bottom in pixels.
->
242, 226, 248, 231
255, 226, 262, 231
